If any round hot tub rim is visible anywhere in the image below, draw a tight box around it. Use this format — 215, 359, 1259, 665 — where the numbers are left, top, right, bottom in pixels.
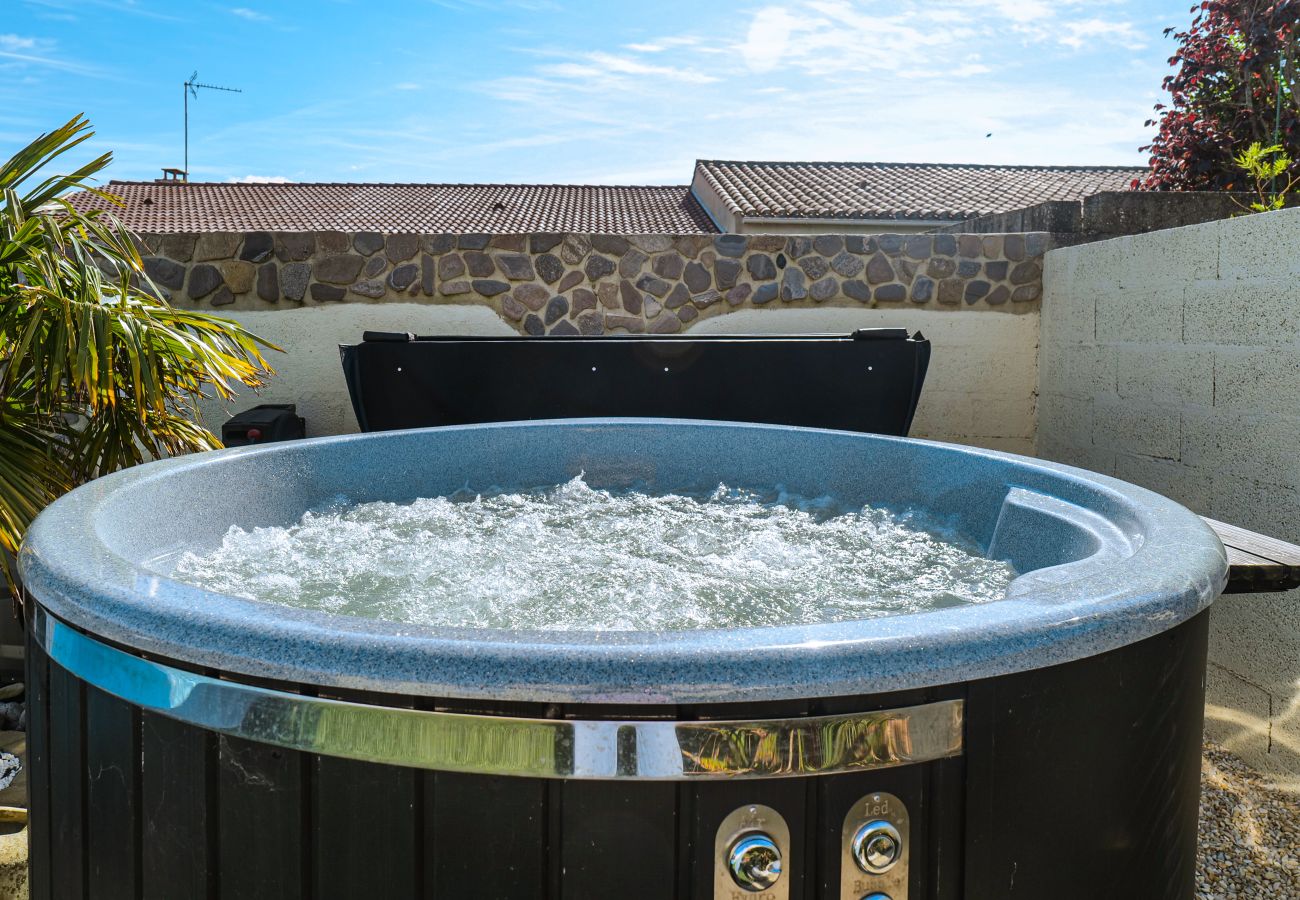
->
18, 418, 1228, 705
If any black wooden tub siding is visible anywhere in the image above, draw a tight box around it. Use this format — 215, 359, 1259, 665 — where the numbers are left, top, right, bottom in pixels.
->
25, 608, 1207, 900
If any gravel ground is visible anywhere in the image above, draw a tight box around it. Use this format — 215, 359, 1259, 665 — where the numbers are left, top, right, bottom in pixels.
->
1198, 741, 1300, 899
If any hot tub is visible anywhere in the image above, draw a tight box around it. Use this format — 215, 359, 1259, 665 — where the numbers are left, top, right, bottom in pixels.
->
19, 419, 1226, 900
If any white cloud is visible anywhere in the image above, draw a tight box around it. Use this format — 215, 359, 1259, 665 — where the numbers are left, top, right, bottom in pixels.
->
539, 51, 718, 84
230, 7, 269, 21
740, 8, 803, 74
230, 175, 292, 183
1059, 19, 1146, 50
0, 35, 37, 51
393, 81, 421, 90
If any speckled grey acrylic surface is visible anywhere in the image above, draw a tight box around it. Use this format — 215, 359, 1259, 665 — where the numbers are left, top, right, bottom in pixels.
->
19, 419, 1228, 704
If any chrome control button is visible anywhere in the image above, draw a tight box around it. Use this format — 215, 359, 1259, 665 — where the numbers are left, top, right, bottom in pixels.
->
728, 834, 783, 891
852, 820, 902, 874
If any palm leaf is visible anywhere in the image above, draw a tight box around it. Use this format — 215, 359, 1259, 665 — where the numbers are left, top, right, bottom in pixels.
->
0, 116, 280, 600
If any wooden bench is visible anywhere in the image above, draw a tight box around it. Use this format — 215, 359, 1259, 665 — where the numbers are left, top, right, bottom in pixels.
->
1204, 517, 1300, 594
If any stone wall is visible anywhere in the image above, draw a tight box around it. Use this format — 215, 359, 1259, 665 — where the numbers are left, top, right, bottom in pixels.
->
139, 230, 1045, 334
1038, 207, 1300, 790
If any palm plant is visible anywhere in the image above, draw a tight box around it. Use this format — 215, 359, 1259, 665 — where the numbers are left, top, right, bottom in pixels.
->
0, 115, 277, 599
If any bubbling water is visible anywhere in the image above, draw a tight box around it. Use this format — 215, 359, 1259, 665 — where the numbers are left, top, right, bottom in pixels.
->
170, 476, 1015, 631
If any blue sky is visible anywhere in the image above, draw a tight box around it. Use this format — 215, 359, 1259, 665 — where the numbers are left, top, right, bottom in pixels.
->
7, 0, 1188, 185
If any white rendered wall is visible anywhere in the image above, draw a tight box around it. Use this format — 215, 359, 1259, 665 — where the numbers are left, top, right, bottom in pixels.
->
203, 305, 1039, 454
1038, 207, 1300, 790
689, 307, 1039, 455
197, 304, 516, 436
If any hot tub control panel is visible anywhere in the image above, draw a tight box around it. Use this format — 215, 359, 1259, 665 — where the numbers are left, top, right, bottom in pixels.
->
841, 792, 909, 899
714, 804, 791, 899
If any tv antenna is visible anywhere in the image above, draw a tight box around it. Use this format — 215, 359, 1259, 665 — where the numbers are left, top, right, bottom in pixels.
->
183, 71, 242, 181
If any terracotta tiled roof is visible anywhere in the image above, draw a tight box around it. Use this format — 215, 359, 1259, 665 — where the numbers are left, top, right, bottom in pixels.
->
694, 160, 1145, 222
65, 181, 720, 234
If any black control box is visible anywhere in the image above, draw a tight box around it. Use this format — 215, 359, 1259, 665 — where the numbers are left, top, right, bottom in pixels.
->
221, 404, 306, 446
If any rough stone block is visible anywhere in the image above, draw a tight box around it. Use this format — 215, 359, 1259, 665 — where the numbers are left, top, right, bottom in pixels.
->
584, 255, 615, 281
281, 262, 311, 301
496, 253, 535, 281
780, 268, 807, 301
160, 233, 197, 262
713, 235, 746, 258
143, 257, 186, 290
628, 235, 672, 253
830, 251, 863, 278
649, 312, 682, 333
798, 255, 828, 280
560, 234, 592, 264
352, 232, 383, 256
193, 232, 240, 262
239, 232, 273, 263
619, 279, 642, 313
187, 264, 222, 299
588, 234, 626, 255
256, 263, 279, 303
218, 260, 255, 294
310, 283, 345, 302
652, 253, 685, 280
530, 233, 564, 254
488, 235, 526, 252
422, 234, 455, 255
501, 295, 526, 321
533, 253, 564, 284
557, 270, 583, 293
605, 314, 645, 333
315, 254, 365, 285
350, 280, 385, 299
544, 295, 568, 326
273, 233, 314, 263
619, 248, 648, 278
746, 254, 777, 281
464, 251, 495, 278
714, 259, 741, 290
385, 234, 419, 262
388, 263, 419, 291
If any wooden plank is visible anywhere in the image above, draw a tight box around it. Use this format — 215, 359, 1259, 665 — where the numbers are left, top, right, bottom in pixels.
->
313, 755, 418, 899
141, 711, 215, 900
1204, 516, 1300, 594
1205, 517, 1300, 565
559, 780, 677, 900
48, 662, 85, 900
25, 632, 51, 900
84, 685, 141, 900
218, 735, 307, 900
428, 772, 548, 899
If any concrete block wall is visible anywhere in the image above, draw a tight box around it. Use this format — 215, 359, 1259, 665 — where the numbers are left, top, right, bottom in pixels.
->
1039, 206, 1300, 789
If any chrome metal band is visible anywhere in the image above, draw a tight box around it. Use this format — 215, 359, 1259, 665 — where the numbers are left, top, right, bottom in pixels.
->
34, 607, 964, 780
